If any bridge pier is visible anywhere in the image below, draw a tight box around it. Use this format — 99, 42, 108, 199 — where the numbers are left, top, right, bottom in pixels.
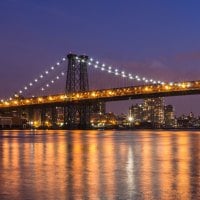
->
65, 53, 91, 129
63, 103, 91, 130
79, 103, 91, 129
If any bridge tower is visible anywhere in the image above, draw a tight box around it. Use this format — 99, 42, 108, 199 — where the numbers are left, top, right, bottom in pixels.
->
65, 53, 90, 129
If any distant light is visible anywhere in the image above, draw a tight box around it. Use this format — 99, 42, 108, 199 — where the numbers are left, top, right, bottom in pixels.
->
56, 76, 59, 79
24, 86, 27, 90
34, 79, 38, 82
40, 75, 43, 78
128, 116, 133, 122
29, 83, 33, 86
45, 71, 49, 74
46, 84, 49, 87
101, 67, 105, 71
90, 58, 93, 62
61, 72, 65, 76
51, 80, 54, 83
51, 66, 54, 70
56, 62, 60, 65
88, 62, 91, 65
62, 58, 66, 61
96, 61, 99, 64
94, 65, 98, 68
19, 90, 23, 94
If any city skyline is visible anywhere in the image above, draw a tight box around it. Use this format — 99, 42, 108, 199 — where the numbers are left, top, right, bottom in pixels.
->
1, 1, 200, 114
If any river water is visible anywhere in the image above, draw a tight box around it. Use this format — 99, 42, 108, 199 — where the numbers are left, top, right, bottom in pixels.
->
0, 130, 199, 200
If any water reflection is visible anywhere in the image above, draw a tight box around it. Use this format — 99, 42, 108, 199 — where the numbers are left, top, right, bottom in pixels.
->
0, 130, 200, 199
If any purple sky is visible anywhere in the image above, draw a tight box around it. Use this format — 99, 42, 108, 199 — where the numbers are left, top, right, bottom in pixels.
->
0, 0, 200, 116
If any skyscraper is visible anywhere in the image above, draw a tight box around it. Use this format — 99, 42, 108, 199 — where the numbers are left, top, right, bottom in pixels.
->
143, 97, 164, 128
164, 105, 176, 128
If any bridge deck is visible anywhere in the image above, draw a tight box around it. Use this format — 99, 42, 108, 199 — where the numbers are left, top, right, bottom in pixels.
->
0, 80, 200, 109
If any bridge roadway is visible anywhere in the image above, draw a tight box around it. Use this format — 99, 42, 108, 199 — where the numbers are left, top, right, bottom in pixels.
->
0, 80, 200, 109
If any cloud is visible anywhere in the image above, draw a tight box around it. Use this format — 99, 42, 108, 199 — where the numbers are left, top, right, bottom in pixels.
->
174, 51, 200, 62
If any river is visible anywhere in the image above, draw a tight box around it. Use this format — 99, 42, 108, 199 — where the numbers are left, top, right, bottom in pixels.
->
0, 130, 199, 200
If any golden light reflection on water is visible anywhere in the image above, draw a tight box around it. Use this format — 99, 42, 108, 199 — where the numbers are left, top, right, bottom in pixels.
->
0, 130, 200, 199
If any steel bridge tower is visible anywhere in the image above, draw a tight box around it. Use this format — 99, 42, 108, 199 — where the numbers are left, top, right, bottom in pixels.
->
65, 53, 90, 129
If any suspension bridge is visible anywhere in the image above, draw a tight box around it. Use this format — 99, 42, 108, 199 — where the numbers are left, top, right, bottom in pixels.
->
0, 53, 200, 129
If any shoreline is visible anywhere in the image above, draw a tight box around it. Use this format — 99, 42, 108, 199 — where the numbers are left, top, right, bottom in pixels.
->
1, 128, 200, 131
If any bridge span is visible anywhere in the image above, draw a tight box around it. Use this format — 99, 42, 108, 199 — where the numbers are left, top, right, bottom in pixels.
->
0, 80, 200, 109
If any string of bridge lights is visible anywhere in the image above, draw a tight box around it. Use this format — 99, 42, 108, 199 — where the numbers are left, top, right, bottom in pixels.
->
1, 55, 178, 104
0, 56, 67, 103
87, 57, 166, 85
40, 71, 66, 92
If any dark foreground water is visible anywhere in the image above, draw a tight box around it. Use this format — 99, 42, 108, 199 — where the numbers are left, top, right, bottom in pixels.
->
0, 130, 200, 200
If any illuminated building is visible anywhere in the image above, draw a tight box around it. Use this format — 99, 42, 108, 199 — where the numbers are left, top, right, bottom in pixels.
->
129, 97, 165, 128
143, 97, 165, 128
90, 112, 117, 128
129, 104, 143, 124
56, 107, 64, 126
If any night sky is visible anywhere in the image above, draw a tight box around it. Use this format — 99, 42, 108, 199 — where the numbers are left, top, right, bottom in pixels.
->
1, 0, 200, 115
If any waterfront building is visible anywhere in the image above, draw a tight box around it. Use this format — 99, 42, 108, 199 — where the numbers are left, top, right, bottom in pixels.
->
90, 112, 117, 128
143, 98, 165, 127
164, 105, 176, 128
129, 97, 165, 128
129, 103, 143, 125
0, 116, 12, 128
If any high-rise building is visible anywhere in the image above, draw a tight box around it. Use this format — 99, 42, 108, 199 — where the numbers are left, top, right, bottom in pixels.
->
129, 104, 143, 124
143, 97, 165, 128
164, 105, 176, 128
129, 97, 165, 128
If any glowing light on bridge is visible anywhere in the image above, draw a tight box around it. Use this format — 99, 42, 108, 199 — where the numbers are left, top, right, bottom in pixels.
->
3, 55, 68, 102
88, 57, 164, 85
1, 80, 199, 109
1, 53, 196, 106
